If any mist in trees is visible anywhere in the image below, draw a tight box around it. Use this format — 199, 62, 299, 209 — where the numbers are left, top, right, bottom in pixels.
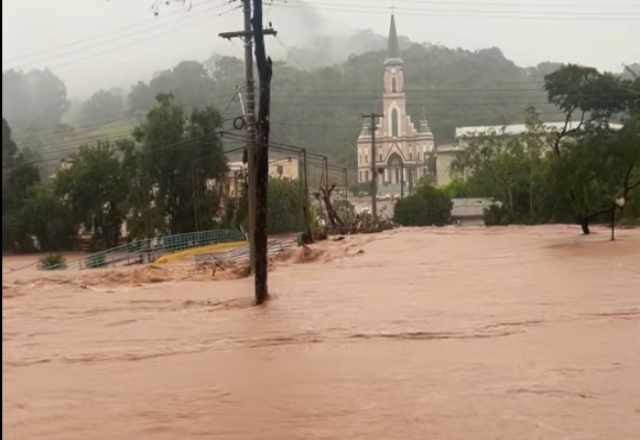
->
81, 89, 125, 126
2, 68, 69, 133
128, 61, 217, 116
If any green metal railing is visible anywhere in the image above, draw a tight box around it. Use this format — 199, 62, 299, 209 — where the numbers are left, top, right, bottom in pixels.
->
75, 229, 246, 270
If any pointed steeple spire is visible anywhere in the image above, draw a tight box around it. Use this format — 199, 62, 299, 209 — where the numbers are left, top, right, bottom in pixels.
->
387, 14, 400, 59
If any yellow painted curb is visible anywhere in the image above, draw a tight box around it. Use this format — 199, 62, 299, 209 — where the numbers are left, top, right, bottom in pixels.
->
154, 241, 247, 265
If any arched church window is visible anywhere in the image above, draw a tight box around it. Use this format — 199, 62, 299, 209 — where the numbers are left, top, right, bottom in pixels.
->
391, 109, 399, 137
392, 77, 397, 93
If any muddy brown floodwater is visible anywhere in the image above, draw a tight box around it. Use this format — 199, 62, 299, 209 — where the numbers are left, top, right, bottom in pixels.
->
3, 225, 640, 439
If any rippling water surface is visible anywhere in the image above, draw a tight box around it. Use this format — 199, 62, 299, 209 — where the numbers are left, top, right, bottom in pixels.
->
3, 225, 640, 439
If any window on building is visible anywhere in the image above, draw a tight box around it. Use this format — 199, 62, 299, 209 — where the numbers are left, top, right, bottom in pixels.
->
409, 151, 413, 160
392, 77, 397, 93
391, 109, 399, 137
365, 170, 370, 181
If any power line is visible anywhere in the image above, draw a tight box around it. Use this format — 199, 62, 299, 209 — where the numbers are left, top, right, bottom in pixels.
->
3, 0, 237, 72
270, 0, 640, 20
3, 0, 225, 64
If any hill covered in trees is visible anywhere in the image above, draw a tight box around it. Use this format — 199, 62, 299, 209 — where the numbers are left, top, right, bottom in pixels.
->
2, 32, 637, 172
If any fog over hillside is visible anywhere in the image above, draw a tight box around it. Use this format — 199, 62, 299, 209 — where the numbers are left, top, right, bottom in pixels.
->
3, 0, 639, 99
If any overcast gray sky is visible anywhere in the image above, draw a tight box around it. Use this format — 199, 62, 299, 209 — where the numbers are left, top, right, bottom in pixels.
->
3, 0, 639, 99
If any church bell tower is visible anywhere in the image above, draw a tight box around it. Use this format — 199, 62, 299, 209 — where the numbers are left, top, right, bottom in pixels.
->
383, 14, 406, 139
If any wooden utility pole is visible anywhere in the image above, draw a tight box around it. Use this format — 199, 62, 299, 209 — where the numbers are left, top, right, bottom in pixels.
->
219, 1, 276, 273
362, 113, 383, 220
251, 0, 273, 304
300, 149, 313, 242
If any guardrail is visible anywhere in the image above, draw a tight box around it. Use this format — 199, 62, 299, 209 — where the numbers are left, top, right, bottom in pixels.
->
73, 229, 246, 270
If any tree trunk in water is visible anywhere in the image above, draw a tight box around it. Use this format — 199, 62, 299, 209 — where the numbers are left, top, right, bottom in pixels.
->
320, 184, 343, 228
580, 218, 590, 235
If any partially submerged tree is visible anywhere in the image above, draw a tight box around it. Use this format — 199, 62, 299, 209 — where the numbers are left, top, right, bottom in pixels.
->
544, 65, 640, 233
394, 181, 452, 226
82, 89, 125, 125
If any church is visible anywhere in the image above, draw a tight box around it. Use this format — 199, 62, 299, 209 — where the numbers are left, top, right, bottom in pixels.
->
356, 15, 436, 194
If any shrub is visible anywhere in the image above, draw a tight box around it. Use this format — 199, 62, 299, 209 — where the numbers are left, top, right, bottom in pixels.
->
483, 203, 511, 226
39, 254, 67, 270
334, 199, 356, 225
225, 178, 307, 234
393, 184, 452, 226
267, 178, 306, 234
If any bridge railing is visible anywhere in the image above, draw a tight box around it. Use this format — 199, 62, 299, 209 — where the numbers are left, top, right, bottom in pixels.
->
72, 229, 246, 270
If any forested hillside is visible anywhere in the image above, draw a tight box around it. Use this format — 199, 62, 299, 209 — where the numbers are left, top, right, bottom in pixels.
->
2, 32, 635, 171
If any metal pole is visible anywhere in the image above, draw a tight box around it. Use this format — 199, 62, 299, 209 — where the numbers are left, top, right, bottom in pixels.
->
400, 161, 404, 199
611, 206, 616, 241
362, 113, 383, 221
344, 167, 349, 204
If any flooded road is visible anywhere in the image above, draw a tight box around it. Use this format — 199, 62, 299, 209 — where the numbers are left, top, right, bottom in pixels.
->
3, 225, 640, 439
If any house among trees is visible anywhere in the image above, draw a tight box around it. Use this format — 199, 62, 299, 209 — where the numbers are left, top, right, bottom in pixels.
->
224, 156, 300, 198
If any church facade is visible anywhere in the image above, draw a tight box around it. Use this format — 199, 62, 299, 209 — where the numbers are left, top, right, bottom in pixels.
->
356, 15, 436, 194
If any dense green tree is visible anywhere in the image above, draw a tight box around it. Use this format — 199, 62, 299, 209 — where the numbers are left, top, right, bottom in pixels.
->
2, 119, 43, 251
2, 118, 18, 171
21, 185, 76, 251
128, 61, 217, 115
54, 140, 129, 249
132, 94, 227, 234
266, 178, 306, 234
451, 107, 559, 223
225, 176, 307, 234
